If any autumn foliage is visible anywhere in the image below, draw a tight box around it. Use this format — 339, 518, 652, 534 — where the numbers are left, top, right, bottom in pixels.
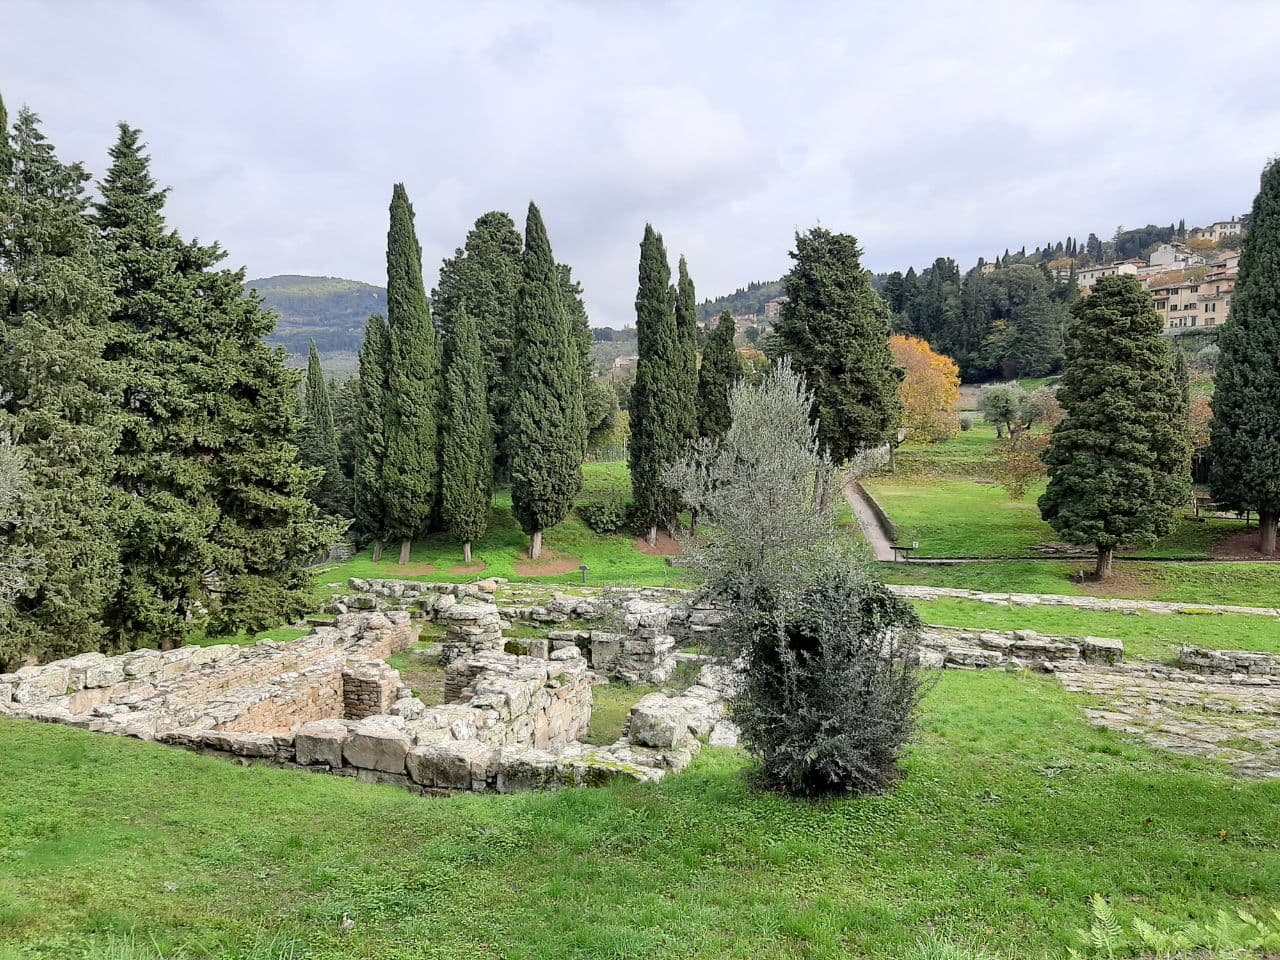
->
889, 335, 961, 441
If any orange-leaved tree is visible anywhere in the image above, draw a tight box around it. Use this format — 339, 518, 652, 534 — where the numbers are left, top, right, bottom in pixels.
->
888, 335, 961, 443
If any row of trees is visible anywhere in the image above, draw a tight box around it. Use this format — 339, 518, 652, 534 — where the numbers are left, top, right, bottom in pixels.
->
335, 197, 611, 563
0, 95, 330, 668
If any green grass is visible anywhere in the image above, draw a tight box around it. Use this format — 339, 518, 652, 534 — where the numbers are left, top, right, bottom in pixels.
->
911, 597, 1280, 659
185, 626, 311, 648
582, 683, 659, 745
891, 421, 1003, 478
864, 477, 1052, 557
4, 671, 1279, 958
879, 560, 1280, 607
314, 464, 687, 593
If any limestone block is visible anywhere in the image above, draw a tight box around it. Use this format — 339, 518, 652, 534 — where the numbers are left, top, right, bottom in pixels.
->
343, 716, 411, 773
406, 740, 497, 789
295, 718, 351, 766
389, 696, 427, 720
709, 720, 740, 748
495, 748, 562, 793
13, 665, 69, 705
550, 646, 582, 661
628, 696, 691, 749
200, 731, 277, 757
1082, 636, 1125, 665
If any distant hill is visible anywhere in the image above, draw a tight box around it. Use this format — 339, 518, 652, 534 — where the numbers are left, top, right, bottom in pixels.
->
249, 275, 386, 370
696, 279, 784, 323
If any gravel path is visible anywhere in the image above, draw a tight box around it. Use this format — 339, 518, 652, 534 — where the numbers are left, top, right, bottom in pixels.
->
844, 481, 897, 562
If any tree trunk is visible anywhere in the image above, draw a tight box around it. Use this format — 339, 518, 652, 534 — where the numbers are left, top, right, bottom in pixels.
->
1261, 511, 1278, 557
1094, 546, 1114, 580
689, 510, 698, 540
530, 530, 543, 561
647, 524, 658, 548
398, 539, 411, 565
372, 540, 384, 563
463, 541, 473, 565
888, 443, 897, 474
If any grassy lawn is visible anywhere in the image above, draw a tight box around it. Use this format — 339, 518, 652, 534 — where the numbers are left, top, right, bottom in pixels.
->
911, 597, 1280, 660
878, 560, 1280, 607
582, 683, 659, 745
314, 464, 684, 593
3, 671, 1279, 959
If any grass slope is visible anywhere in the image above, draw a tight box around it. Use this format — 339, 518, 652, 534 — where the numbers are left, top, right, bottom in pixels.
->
912, 597, 1280, 659
3, 672, 1278, 959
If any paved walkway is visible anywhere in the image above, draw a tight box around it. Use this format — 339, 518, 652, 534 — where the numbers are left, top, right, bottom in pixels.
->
844, 481, 897, 562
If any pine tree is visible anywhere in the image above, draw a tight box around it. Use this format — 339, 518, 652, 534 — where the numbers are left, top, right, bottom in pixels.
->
772, 227, 903, 462
432, 211, 522, 473
1039, 275, 1189, 578
674, 255, 700, 444
300, 340, 348, 517
382, 183, 441, 564
697, 310, 741, 439
354, 314, 390, 559
508, 202, 583, 559
440, 305, 492, 564
1210, 158, 1280, 555
93, 122, 221, 650
629, 225, 685, 545
0, 106, 122, 667
0, 92, 10, 178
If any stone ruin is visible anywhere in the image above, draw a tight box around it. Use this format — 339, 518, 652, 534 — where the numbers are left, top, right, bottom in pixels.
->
0, 581, 738, 795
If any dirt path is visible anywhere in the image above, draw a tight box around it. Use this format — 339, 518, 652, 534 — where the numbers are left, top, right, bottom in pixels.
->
844, 481, 898, 562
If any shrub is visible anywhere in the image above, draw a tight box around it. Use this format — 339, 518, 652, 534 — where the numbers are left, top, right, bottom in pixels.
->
728, 559, 931, 797
576, 495, 635, 535
959, 417, 973, 432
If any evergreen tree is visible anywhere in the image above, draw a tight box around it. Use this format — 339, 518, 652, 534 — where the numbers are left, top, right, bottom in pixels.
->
300, 340, 348, 517
0, 92, 9, 178
1210, 159, 1280, 555
674, 255, 700, 444
772, 227, 903, 462
1039, 275, 1189, 578
558, 261, 592, 457
432, 211, 522, 472
0, 106, 122, 667
382, 183, 441, 564
697, 310, 741, 439
629, 225, 685, 545
94, 123, 219, 650
1006, 292, 1065, 378
440, 305, 492, 564
353, 314, 390, 559
508, 202, 583, 559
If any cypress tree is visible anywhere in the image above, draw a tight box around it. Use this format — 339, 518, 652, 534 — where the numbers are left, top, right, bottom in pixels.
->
559, 261, 592, 457
440, 305, 492, 564
0, 106, 122, 667
697, 310, 742, 439
1039, 275, 1189, 578
300, 339, 348, 517
1210, 159, 1280, 555
629, 225, 685, 545
0, 92, 9, 177
674, 255, 700, 444
772, 227, 903, 462
354, 314, 390, 560
432, 211, 522, 474
508, 202, 583, 560
382, 183, 441, 564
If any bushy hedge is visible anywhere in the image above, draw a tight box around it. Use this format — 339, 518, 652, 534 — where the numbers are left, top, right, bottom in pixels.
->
576, 495, 636, 535
730, 564, 931, 796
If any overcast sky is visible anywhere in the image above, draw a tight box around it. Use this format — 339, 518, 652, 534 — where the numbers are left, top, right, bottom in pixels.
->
7, 1, 1279, 328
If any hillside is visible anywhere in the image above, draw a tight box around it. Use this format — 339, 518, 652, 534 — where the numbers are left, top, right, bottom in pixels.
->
249, 274, 387, 368
696, 279, 784, 322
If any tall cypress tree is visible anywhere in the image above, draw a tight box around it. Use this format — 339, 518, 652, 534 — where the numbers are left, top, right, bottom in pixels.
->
441, 305, 492, 564
382, 183, 440, 564
0, 106, 122, 668
0, 92, 10, 178
508, 202, 583, 560
1211, 159, 1280, 555
559, 261, 593, 457
354, 314, 390, 559
674, 255, 700, 444
697, 310, 742, 439
300, 339, 348, 517
1039, 275, 1189, 578
772, 227, 903, 462
629, 225, 685, 545
432, 211, 522, 474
